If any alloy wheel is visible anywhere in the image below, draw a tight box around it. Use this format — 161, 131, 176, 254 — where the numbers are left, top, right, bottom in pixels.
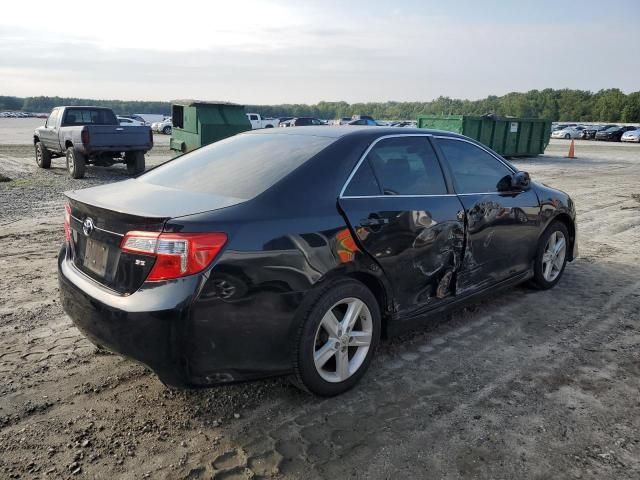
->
541, 230, 566, 282
313, 297, 373, 383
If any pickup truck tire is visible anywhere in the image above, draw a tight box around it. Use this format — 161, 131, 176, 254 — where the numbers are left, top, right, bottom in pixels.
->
125, 151, 145, 175
35, 142, 51, 169
66, 147, 86, 179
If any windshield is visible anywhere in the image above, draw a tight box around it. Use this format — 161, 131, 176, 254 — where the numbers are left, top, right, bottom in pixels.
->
140, 133, 335, 199
605, 126, 620, 132
62, 108, 118, 126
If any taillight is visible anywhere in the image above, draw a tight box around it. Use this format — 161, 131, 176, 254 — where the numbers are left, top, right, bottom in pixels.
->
64, 203, 71, 242
81, 128, 90, 145
120, 231, 227, 281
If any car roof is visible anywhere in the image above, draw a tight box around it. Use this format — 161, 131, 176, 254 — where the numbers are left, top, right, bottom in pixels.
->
244, 125, 465, 140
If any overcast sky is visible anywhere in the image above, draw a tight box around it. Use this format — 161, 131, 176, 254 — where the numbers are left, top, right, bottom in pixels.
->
1, 0, 638, 104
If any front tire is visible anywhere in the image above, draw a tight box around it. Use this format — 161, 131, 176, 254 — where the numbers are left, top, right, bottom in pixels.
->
66, 147, 86, 179
125, 151, 145, 175
292, 279, 381, 396
530, 221, 569, 290
162, 126, 172, 135
35, 142, 51, 169
564, 134, 570, 139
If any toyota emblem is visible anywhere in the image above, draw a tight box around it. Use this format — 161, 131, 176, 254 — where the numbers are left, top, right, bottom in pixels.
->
83, 217, 95, 236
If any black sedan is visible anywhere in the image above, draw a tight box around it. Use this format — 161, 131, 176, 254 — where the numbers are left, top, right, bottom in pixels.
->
59, 127, 577, 396
595, 125, 637, 141
580, 124, 617, 140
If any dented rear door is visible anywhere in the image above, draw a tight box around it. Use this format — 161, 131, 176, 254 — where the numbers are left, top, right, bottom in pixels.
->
338, 135, 465, 316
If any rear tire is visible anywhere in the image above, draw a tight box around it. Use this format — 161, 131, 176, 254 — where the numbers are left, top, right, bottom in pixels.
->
529, 221, 569, 290
66, 147, 86, 179
292, 279, 381, 396
564, 134, 570, 139
126, 151, 145, 175
162, 126, 171, 135
35, 142, 51, 169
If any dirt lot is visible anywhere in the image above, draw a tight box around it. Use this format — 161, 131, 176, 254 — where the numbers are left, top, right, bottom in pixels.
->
1, 118, 639, 479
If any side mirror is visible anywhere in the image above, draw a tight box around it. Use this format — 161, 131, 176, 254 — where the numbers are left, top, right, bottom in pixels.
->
511, 171, 531, 190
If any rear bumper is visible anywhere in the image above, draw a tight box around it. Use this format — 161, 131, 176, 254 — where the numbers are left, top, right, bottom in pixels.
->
58, 246, 297, 387
58, 248, 192, 386
77, 145, 152, 156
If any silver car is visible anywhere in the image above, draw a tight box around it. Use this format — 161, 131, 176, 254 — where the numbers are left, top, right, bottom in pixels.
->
551, 126, 586, 139
621, 128, 640, 143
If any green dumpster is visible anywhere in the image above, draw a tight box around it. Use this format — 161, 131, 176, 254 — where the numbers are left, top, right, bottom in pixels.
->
169, 100, 251, 154
416, 114, 551, 156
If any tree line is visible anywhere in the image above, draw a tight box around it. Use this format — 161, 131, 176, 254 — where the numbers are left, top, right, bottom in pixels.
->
2, 88, 639, 122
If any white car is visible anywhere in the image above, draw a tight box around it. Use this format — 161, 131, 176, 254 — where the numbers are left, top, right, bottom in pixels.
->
551, 126, 585, 139
621, 128, 640, 143
117, 116, 146, 127
152, 118, 173, 134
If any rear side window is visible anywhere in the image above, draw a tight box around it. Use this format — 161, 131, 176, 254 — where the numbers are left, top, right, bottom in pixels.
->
343, 160, 381, 196
437, 139, 513, 194
140, 133, 335, 199
364, 136, 447, 195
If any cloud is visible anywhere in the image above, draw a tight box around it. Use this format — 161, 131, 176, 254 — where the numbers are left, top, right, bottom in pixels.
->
0, 1, 638, 103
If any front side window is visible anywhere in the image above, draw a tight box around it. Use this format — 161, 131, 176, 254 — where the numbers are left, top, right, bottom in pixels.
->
437, 138, 513, 194
364, 136, 447, 195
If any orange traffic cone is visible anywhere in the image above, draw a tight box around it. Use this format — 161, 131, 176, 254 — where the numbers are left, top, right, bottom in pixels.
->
566, 139, 576, 159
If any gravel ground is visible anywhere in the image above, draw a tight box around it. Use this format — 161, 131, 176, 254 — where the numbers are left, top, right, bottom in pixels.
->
1, 119, 639, 479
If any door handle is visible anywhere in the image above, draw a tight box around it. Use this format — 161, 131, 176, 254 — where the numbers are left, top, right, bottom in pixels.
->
360, 217, 389, 227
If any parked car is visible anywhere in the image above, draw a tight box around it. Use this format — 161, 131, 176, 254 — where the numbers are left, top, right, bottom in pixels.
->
580, 124, 617, 139
595, 125, 637, 141
551, 126, 585, 139
58, 127, 577, 396
336, 117, 352, 125
390, 121, 415, 128
34, 106, 153, 178
152, 117, 173, 135
348, 118, 378, 126
117, 116, 146, 127
246, 113, 279, 129
551, 123, 577, 132
118, 114, 150, 126
621, 128, 640, 143
282, 117, 326, 127
351, 115, 375, 122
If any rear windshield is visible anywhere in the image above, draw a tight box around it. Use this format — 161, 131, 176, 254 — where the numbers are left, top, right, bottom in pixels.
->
140, 133, 335, 199
62, 109, 118, 126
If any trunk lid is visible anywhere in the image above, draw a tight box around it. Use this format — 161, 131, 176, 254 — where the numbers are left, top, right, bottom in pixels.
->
65, 181, 244, 293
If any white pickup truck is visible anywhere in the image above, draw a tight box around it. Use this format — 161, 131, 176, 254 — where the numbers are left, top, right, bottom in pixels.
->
246, 113, 279, 129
